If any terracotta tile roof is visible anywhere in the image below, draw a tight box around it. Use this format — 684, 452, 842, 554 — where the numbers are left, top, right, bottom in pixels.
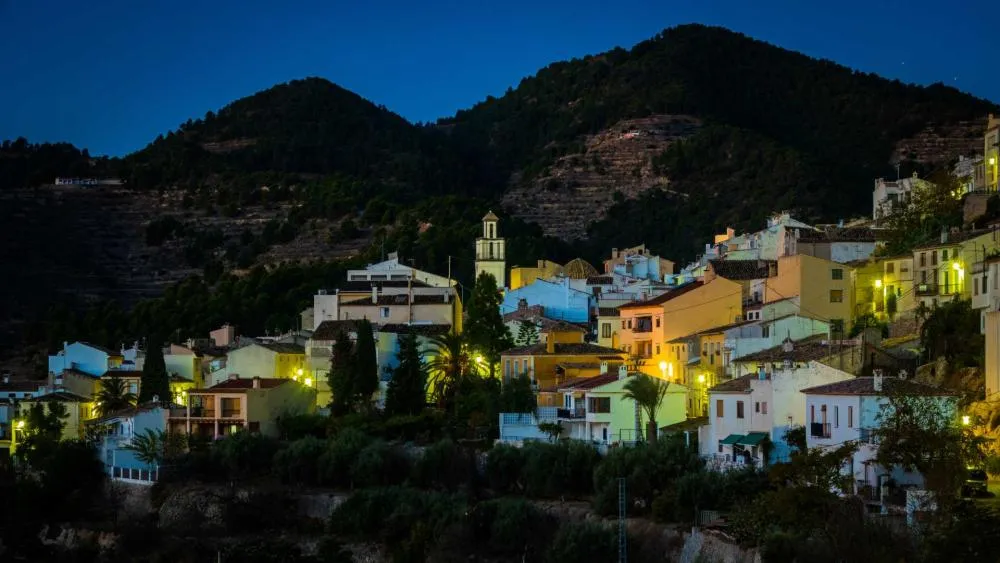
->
204, 378, 290, 391
697, 319, 754, 335
378, 323, 452, 336
341, 294, 452, 306
541, 321, 588, 334
587, 275, 615, 284
732, 335, 845, 363
258, 342, 305, 355
88, 402, 172, 424
504, 304, 546, 321
312, 320, 362, 340
796, 227, 880, 243
709, 375, 754, 394
0, 379, 46, 392
618, 281, 702, 310
914, 228, 996, 250
542, 372, 622, 392
27, 391, 92, 402
708, 260, 775, 281
597, 307, 620, 317
502, 342, 626, 357
557, 361, 624, 371
801, 377, 954, 396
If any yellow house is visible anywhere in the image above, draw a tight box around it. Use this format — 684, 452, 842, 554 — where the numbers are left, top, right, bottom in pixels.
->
764, 254, 854, 336
849, 258, 885, 320
18, 391, 95, 441
218, 342, 307, 388
912, 229, 1000, 310
596, 307, 620, 349
501, 324, 626, 407
509, 260, 564, 290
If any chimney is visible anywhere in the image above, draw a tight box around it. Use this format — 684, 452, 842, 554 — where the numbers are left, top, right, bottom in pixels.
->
252, 376, 262, 389
371, 285, 379, 304
873, 369, 883, 392
229, 373, 239, 380
600, 361, 609, 374
618, 365, 628, 380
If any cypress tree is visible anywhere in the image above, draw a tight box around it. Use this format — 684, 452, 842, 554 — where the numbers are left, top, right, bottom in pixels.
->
464, 272, 513, 377
139, 336, 170, 404
328, 330, 355, 414
352, 319, 379, 408
385, 331, 427, 416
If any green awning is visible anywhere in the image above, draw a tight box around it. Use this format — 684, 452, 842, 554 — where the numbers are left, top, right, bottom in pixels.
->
737, 432, 770, 446
719, 434, 745, 445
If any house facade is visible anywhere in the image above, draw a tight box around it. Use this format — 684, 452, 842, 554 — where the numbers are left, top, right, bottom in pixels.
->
501, 277, 593, 323
168, 376, 316, 439
48, 341, 125, 378
93, 404, 170, 485
215, 341, 307, 388
765, 254, 854, 336
802, 375, 956, 494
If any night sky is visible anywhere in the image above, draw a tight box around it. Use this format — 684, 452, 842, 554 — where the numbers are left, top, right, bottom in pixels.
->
1, 0, 996, 156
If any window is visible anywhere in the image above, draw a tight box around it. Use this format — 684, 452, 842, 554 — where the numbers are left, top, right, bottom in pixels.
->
942, 249, 949, 261
886, 262, 895, 274
755, 402, 760, 413
761, 401, 768, 414
736, 401, 745, 419
762, 325, 770, 338
920, 253, 926, 267
831, 268, 844, 280
602, 323, 612, 339
716, 399, 724, 418
563, 394, 572, 409
984, 275, 989, 294
621, 320, 626, 329
627, 319, 633, 329
834, 406, 839, 428
588, 397, 611, 413
848, 406, 854, 428
830, 290, 843, 303
655, 317, 661, 328
931, 251, 938, 266
380, 307, 390, 319
921, 270, 927, 284
655, 345, 660, 355
810, 404, 816, 424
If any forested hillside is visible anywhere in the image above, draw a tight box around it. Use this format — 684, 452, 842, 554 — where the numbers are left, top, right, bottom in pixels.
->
2, 24, 998, 353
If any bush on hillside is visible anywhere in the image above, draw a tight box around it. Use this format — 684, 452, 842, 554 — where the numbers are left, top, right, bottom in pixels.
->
485, 443, 526, 494
318, 427, 372, 488
592, 437, 702, 516
521, 441, 600, 498
410, 439, 478, 491
546, 521, 617, 563
350, 439, 410, 488
273, 435, 326, 485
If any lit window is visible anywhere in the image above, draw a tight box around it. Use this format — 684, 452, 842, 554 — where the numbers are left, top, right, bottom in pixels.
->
830, 290, 843, 303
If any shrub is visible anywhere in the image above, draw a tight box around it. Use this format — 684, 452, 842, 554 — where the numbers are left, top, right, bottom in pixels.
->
592, 438, 702, 516
213, 431, 280, 481
546, 521, 616, 563
350, 440, 410, 488
469, 498, 554, 558
521, 441, 600, 498
411, 439, 477, 491
485, 443, 525, 494
276, 413, 329, 440
319, 428, 372, 488
273, 435, 326, 485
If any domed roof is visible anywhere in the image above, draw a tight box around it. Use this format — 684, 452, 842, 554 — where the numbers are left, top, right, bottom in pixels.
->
563, 258, 599, 279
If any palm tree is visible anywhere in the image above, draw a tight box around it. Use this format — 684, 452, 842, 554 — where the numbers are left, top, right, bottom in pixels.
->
622, 373, 670, 444
95, 373, 137, 417
426, 331, 479, 410
124, 428, 163, 467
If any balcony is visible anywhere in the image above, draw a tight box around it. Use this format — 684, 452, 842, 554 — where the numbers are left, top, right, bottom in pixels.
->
810, 422, 832, 439
220, 409, 243, 419
557, 407, 587, 419
915, 284, 937, 296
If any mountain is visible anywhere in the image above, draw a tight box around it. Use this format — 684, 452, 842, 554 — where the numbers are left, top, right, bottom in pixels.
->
2, 24, 998, 354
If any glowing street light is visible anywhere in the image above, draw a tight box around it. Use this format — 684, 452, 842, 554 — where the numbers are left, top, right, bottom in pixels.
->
962, 415, 971, 426
15, 420, 24, 430
874, 279, 883, 289
697, 374, 706, 384
952, 262, 963, 271
658, 361, 668, 378
304, 377, 313, 387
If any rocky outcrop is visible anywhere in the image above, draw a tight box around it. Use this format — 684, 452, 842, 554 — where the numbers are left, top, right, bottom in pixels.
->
157, 484, 228, 534
502, 115, 700, 240
892, 120, 985, 165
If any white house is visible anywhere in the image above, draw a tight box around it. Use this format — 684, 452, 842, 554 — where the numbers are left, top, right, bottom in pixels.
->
700, 352, 855, 469
801, 373, 956, 494
872, 173, 931, 222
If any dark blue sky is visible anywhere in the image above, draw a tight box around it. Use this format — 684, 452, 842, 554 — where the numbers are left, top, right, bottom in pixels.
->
1, 0, 996, 156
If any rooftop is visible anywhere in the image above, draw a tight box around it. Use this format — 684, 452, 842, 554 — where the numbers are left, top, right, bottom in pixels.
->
257, 342, 306, 355
542, 371, 623, 393
618, 281, 702, 310
78, 341, 122, 356
914, 228, 996, 250
311, 320, 362, 340
26, 390, 92, 403
203, 378, 291, 391
709, 375, 754, 394
801, 377, 954, 396
708, 260, 775, 281
797, 227, 880, 243
335, 279, 433, 292
732, 335, 842, 363
378, 323, 452, 336
340, 294, 452, 306
597, 307, 620, 318
502, 342, 625, 357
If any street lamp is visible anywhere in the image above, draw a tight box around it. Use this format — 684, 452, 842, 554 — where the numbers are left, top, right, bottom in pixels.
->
658, 361, 668, 379
962, 415, 971, 426
304, 377, 313, 387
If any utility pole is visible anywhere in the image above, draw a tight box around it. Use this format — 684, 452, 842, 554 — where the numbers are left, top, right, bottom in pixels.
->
618, 477, 628, 563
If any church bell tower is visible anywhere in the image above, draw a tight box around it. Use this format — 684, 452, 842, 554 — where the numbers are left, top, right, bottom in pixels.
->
475, 210, 506, 287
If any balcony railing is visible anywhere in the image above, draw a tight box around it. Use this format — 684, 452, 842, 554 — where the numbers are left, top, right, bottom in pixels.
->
810, 422, 832, 439
557, 407, 587, 419
632, 326, 653, 333
915, 284, 937, 296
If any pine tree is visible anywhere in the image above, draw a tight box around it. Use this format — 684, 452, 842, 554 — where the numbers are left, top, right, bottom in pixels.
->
385, 332, 427, 416
465, 271, 513, 377
352, 319, 379, 409
328, 331, 355, 414
139, 336, 170, 404
515, 320, 539, 346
